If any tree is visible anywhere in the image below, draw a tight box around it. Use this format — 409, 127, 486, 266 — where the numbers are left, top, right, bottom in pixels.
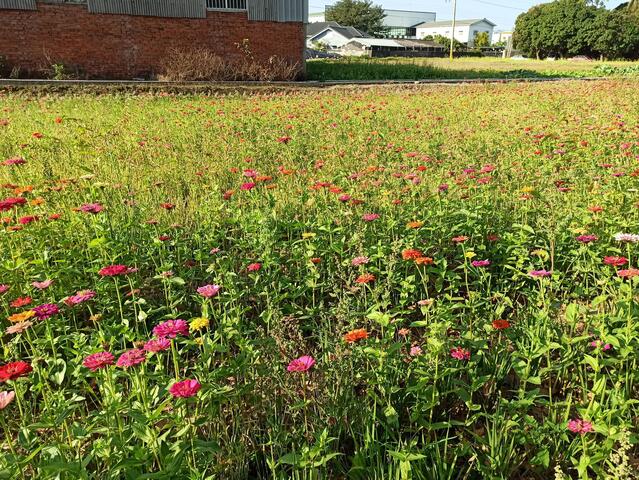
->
432, 35, 465, 52
325, 0, 386, 36
474, 32, 490, 48
591, 9, 639, 59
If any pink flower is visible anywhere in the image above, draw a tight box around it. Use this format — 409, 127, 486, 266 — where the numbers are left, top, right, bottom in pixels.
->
153, 319, 189, 339
32, 279, 53, 290
567, 418, 594, 435
409, 346, 423, 357
590, 340, 612, 351
144, 338, 171, 353
247, 263, 262, 272
169, 379, 201, 398
6, 321, 33, 335
116, 349, 146, 368
240, 182, 256, 191
32, 303, 60, 320
210, 247, 221, 254
65, 290, 96, 306
351, 256, 370, 266
197, 284, 221, 298
2, 157, 26, 166
362, 213, 380, 222
287, 355, 316, 372
338, 194, 351, 202
0, 284, 9, 294
576, 234, 598, 243
79, 203, 104, 214
82, 351, 115, 371
604, 256, 628, 266
450, 347, 470, 361
529, 270, 552, 278
0, 391, 16, 410
98, 265, 130, 277
471, 260, 490, 267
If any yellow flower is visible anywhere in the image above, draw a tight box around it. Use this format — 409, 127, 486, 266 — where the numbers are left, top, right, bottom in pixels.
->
8, 310, 36, 323
531, 249, 549, 259
521, 186, 534, 193
89, 314, 103, 323
190, 317, 210, 331
571, 227, 587, 235
194, 337, 204, 346
465, 251, 476, 259
302, 232, 316, 239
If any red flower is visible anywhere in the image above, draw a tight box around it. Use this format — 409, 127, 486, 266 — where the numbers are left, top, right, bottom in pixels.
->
604, 256, 627, 266
247, 262, 262, 272
402, 248, 424, 261
160, 203, 175, 210
169, 379, 201, 398
0, 361, 33, 382
11, 296, 32, 308
82, 352, 115, 371
492, 319, 510, 330
452, 235, 469, 244
98, 265, 130, 277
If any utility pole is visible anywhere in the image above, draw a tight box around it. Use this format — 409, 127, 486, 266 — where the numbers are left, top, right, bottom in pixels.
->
449, 0, 457, 61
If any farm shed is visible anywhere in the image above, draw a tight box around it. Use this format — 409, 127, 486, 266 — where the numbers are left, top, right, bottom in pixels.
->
338, 38, 446, 58
0, 0, 308, 79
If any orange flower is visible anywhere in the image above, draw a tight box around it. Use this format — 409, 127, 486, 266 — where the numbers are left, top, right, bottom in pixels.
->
7, 226, 23, 232
310, 257, 321, 264
30, 197, 45, 206
13, 186, 33, 195
355, 273, 376, 284
492, 319, 510, 330
402, 249, 424, 260
406, 221, 424, 229
8, 310, 36, 323
344, 328, 368, 343
414, 256, 433, 265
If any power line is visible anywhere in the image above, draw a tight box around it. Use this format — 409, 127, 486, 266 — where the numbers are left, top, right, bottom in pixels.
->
467, 0, 527, 11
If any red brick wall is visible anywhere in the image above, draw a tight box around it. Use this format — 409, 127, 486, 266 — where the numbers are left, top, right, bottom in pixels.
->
0, 2, 305, 79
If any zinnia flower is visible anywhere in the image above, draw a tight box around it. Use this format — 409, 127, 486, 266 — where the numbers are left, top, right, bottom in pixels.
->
529, 270, 552, 278
492, 319, 510, 330
82, 352, 115, 371
343, 328, 368, 343
0, 284, 9, 294
450, 347, 470, 361
143, 338, 171, 353
409, 346, 423, 357
8, 310, 35, 323
169, 379, 201, 398
32, 279, 53, 290
2, 157, 26, 166
355, 273, 376, 284
471, 260, 490, 267
287, 355, 315, 372
617, 268, 639, 278
98, 265, 130, 277
0, 391, 16, 410
0, 361, 33, 382
351, 256, 370, 266
362, 213, 380, 222
197, 284, 221, 298
32, 303, 60, 320
576, 234, 598, 243
11, 296, 32, 308
79, 203, 103, 214
116, 349, 147, 368
452, 236, 469, 244
402, 249, 424, 261
153, 319, 189, 339
614, 233, 639, 243
567, 418, 594, 435
604, 256, 628, 266
247, 263, 262, 272
190, 317, 209, 331
6, 321, 32, 335
65, 290, 96, 306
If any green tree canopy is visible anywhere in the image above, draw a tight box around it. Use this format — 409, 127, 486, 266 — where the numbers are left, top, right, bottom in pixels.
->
325, 0, 386, 36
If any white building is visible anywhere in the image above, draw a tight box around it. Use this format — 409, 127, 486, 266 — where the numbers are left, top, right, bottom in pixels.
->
309, 9, 436, 39
415, 18, 496, 46
492, 31, 513, 45
306, 21, 367, 49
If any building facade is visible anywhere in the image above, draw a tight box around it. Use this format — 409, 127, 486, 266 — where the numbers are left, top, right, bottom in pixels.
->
415, 18, 496, 46
0, 0, 307, 79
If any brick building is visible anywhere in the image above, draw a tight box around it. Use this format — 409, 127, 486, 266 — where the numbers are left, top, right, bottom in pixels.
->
0, 0, 307, 79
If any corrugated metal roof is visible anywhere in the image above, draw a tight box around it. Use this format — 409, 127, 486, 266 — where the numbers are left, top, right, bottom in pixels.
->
382, 9, 436, 28
247, 0, 306, 22
0, 0, 36, 10
416, 18, 496, 28
87, 0, 206, 18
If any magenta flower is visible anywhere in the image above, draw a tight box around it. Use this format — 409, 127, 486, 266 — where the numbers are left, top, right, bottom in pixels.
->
32, 279, 53, 290
79, 203, 104, 214
471, 260, 490, 267
567, 418, 594, 435
0, 285, 9, 295
362, 213, 380, 222
144, 338, 171, 353
197, 284, 221, 298
169, 379, 202, 398
116, 349, 147, 368
65, 290, 96, 306
33, 303, 60, 320
576, 234, 598, 243
287, 355, 316, 372
82, 351, 115, 371
450, 347, 470, 361
590, 340, 612, 351
529, 270, 552, 278
240, 182, 256, 191
153, 319, 189, 339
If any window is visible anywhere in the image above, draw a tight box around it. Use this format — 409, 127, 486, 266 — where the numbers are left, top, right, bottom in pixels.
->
207, 0, 246, 10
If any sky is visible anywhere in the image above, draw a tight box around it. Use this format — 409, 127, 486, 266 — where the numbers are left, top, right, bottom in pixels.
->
309, 0, 627, 31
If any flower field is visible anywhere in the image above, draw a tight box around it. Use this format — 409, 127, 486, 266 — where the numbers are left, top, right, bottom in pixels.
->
1, 80, 639, 479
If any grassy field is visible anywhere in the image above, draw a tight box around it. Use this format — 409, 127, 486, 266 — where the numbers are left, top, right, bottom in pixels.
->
306, 56, 639, 81
1, 80, 639, 479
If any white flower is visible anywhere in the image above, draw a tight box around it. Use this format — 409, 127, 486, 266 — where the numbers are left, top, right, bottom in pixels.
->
614, 233, 639, 243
